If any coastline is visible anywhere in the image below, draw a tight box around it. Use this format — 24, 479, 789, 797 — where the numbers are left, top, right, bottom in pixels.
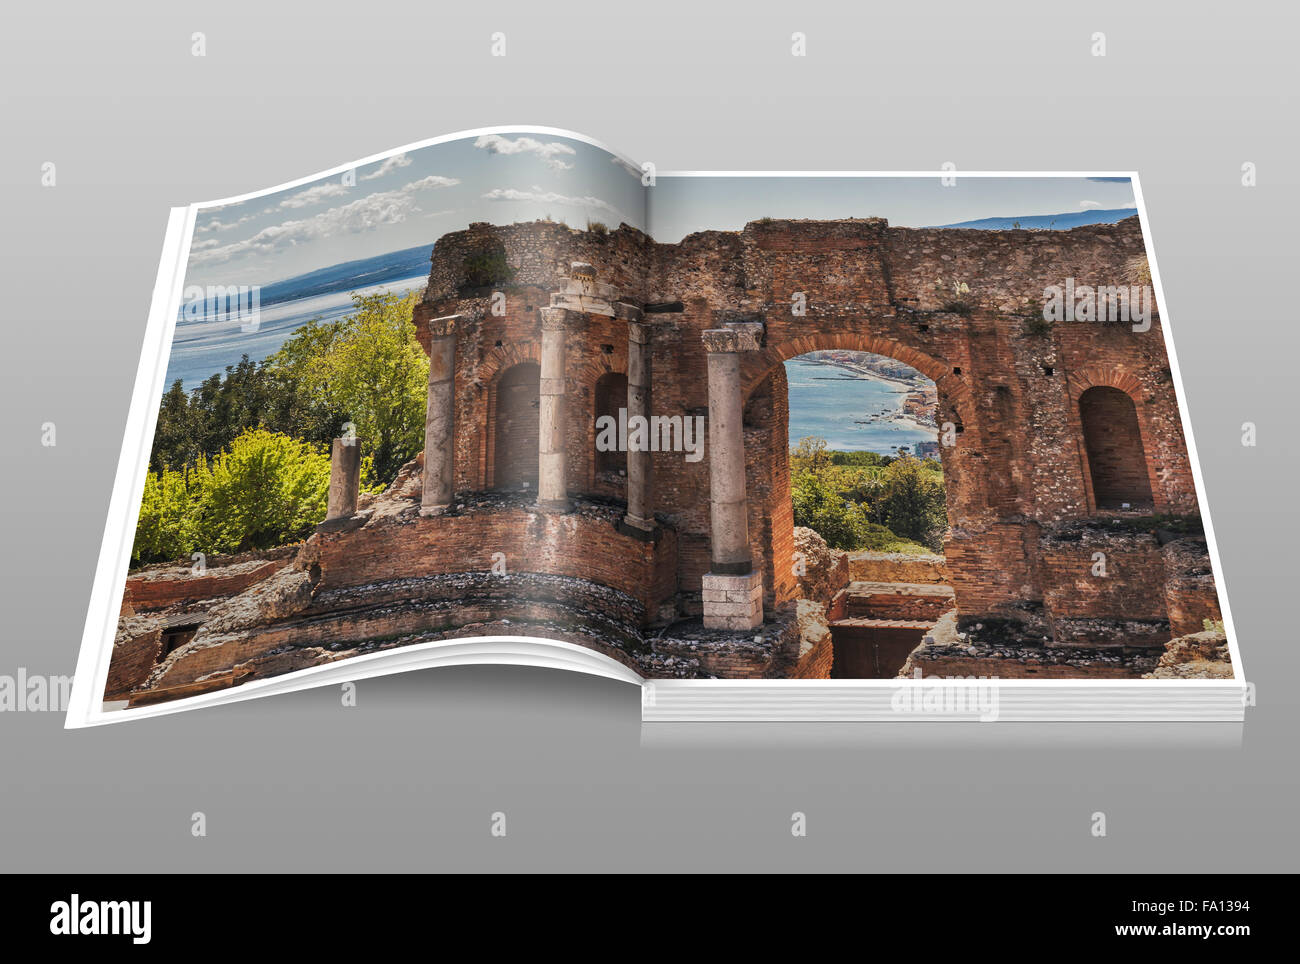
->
809, 357, 921, 393
795, 356, 938, 435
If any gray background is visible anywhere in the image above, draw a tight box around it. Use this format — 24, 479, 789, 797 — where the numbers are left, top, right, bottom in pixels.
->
0, 1, 1293, 872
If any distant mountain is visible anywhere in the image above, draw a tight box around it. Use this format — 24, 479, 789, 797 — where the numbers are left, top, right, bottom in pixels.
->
931, 208, 1138, 231
256, 244, 433, 308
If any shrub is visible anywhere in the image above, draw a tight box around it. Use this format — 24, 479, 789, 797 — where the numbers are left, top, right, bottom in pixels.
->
131, 428, 373, 564
791, 473, 874, 550
874, 456, 947, 550
463, 249, 512, 288
193, 430, 332, 554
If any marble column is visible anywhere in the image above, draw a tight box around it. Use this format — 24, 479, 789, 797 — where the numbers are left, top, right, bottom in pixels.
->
701, 323, 764, 630
537, 307, 572, 512
620, 318, 655, 538
420, 315, 457, 516
326, 437, 361, 522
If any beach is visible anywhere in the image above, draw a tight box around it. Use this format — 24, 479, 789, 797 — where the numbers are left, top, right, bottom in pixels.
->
784, 357, 938, 454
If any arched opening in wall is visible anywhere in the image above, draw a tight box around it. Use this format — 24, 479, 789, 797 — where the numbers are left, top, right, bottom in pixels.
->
491, 362, 540, 491
785, 350, 945, 556
1079, 386, 1154, 511
593, 372, 628, 479
779, 349, 953, 679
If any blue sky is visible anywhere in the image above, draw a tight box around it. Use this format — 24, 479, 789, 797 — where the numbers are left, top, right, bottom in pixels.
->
649, 174, 1136, 241
185, 129, 1136, 288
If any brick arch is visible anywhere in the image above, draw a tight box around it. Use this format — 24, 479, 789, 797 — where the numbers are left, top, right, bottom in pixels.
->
742, 330, 975, 430
1066, 364, 1145, 404
480, 344, 542, 490
477, 340, 539, 387
574, 353, 627, 391
580, 355, 629, 492
1064, 364, 1165, 514
736, 329, 979, 609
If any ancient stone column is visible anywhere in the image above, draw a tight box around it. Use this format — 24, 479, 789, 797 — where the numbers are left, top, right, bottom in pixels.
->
326, 436, 361, 521
420, 315, 458, 516
620, 317, 655, 539
537, 307, 572, 512
701, 323, 764, 630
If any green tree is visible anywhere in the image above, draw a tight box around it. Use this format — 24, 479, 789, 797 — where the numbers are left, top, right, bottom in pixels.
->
266, 291, 428, 482
790, 435, 831, 473
132, 428, 357, 564
829, 450, 890, 468
133, 465, 201, 563
151, 379, 198, 471
190, 355, 274, 462
788, 440, 947, 553
874, 456, 947, 550
193, 429, 333, 554
791, 472, 873, 550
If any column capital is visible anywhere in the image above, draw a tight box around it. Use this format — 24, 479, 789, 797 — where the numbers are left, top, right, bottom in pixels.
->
628, 318, 654, 345
540, 306, 578, 331
702, 322, 763, 353
428, 313, 459, 338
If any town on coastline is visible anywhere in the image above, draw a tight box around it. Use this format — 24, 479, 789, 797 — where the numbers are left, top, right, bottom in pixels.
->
797, 350, 940, 457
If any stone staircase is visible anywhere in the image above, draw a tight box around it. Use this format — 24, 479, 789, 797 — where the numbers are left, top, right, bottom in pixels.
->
828, 581, 957, 678
838, 580, 956, 622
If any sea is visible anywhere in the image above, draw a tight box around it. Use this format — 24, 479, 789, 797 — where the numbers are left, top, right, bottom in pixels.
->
165, 243, 434, 390
783, 357, 937, 454
167, 250, 937, 456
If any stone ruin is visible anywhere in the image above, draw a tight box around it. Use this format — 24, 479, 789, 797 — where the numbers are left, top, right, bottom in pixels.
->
108, 216, 1227, 705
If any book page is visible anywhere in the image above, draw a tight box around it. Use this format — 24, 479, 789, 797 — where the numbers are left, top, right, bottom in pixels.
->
88, 129, 649, 719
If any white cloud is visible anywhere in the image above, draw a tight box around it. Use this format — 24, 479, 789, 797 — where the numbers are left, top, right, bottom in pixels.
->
1079, 200, 1102, 210
481, 186, 625, 222
361, 153, 414, 180
279, 182, 352, 209
195, 212, 257, 234
474, 134, 576, 171
191, 175, 460, 267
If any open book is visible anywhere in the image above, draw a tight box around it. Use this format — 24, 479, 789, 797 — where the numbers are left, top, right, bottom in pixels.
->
67, 126, 1247, 726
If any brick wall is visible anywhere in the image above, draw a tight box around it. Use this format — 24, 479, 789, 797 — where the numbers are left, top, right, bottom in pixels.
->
848, 552, 949, 584
310, 497, 676, 621
399, 214, 1213, 646
126, 559, 282, 611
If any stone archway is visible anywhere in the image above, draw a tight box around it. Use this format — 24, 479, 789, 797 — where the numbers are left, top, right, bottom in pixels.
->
742, 331, 976, 431
739, 330, 978, 607
1078, 386, 1154, 511
736, 332, 966, 677
593, 371, 629, 477
1066, 365, 1165, 514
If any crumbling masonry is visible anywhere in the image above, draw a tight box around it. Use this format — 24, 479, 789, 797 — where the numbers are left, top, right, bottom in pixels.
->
109, 216, 1226, 704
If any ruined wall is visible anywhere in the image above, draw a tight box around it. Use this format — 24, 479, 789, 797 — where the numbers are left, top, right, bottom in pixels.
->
308, 497, 677, 622
848, 551, 949, 585
125, 558, 285, 611
412, 216, 1203, 646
